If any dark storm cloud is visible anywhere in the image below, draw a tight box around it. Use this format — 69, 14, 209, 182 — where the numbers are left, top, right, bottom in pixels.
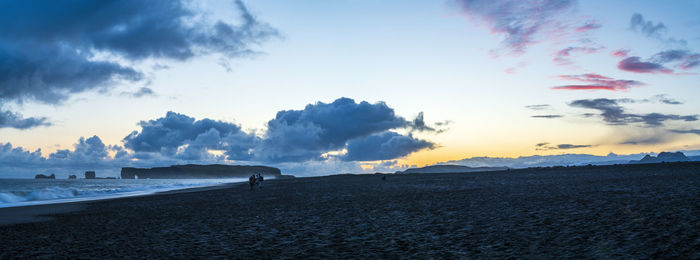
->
454, 0, 576, 53
0, 0, 277, 126
531, 115, 563, 119
0, 109, 50, 129
122, 111, 259, 160
569, 98, 697, 126
255, 98, 411, 162
341, 132, 435, 161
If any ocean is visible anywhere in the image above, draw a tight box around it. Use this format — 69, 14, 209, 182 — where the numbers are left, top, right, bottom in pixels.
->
0, 178, 247, 208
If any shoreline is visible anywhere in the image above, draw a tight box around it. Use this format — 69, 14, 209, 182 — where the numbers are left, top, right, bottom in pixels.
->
0, 181, 244, 226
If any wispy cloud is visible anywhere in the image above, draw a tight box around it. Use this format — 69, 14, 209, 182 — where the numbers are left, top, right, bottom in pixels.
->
536, 142, 593, 150
552, 46, 604, 66
669, 129, 700, 135
569, 98, 697, 126
525, 104, 551, 111
629, 13, 687, 46
454, 0, 577, 54
575, 21, 602, 32
531, 115, 563, 119
552, 73, 644, 91
610, 49, 629, 58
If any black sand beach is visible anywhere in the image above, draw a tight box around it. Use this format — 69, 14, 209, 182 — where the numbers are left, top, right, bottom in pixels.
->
2, 162, 699, 258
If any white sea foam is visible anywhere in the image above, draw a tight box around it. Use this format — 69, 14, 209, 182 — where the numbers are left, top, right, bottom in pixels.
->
0, 178, 246, 208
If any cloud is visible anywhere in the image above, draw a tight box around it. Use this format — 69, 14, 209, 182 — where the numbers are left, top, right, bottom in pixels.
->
536, 142, 593, 150
670, 129, 700, 135
0, 0, 278, 123
255, 98, 412, 162
617, 57, 673, 74
575, 21, 602, 32
408, 112, 435, 132
121, 87, 156, 98
629, 13, 687, 46
652, 94, 682, 105
552, 73, 644, 91
650, 50, 700, 70
531, 115, 563, 119
553, 46, 604, 65
611, 49, 629, 58
1, 98, 444, 177
525, 104, 551, 110
341, 132, 435, 161
569, 98, 697, 126
0, 109, 50, 129
123, 111, 259, 160
629, 13, 667, 38
454, 0, 576, 53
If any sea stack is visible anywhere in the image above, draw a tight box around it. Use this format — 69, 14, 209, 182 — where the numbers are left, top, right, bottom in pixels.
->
68, 175, 77, 179
85, 171, 96, 179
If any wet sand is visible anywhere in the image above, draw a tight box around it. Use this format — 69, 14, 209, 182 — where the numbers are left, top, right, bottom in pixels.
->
1, 162, 699, 258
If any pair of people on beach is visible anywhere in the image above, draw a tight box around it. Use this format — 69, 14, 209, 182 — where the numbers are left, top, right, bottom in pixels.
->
249, 173, 264, 190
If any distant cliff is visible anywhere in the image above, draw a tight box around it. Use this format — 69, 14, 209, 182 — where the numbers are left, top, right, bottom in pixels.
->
630, 152, 689, 164
35, 174, 55, 179
121, 164, 292, 179
398, 164, 509, 174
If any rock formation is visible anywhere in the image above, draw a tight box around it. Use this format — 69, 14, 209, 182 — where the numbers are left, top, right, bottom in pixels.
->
631, 152, 689, 164
35, 174, 56, 179
68, 175, 77, 179
85, 171, 96, 179
121, 164, 292, 179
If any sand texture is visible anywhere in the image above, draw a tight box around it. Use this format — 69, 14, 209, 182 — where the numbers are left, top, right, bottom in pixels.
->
1, 162, 699, 258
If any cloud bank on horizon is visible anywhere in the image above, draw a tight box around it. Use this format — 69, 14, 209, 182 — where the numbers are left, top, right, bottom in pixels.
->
0, 98, 443, 177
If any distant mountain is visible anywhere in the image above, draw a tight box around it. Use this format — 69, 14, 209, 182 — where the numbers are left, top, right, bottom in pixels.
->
398, 164, 508, 174
630, 152, 690, 164
440, 150, 700, 169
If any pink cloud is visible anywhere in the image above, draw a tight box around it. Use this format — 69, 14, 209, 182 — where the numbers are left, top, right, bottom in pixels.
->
553, 46, 604, 65
552, 73, 644, 91
610, 49, 629, 58
575, 21, 602, 32
455, 0, 576, 54
618, 57, 673, 74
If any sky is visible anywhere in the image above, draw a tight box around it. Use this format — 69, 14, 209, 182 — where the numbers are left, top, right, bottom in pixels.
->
1, 0, 700, 178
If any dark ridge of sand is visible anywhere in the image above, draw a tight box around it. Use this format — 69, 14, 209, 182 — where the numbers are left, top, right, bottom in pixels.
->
2, 163, 700, 258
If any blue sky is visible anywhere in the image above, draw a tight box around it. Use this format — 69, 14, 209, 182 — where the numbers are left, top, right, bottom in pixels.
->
1, 0, 699, 177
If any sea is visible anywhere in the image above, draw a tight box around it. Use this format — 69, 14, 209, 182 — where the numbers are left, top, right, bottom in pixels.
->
0, 178, 247, 208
